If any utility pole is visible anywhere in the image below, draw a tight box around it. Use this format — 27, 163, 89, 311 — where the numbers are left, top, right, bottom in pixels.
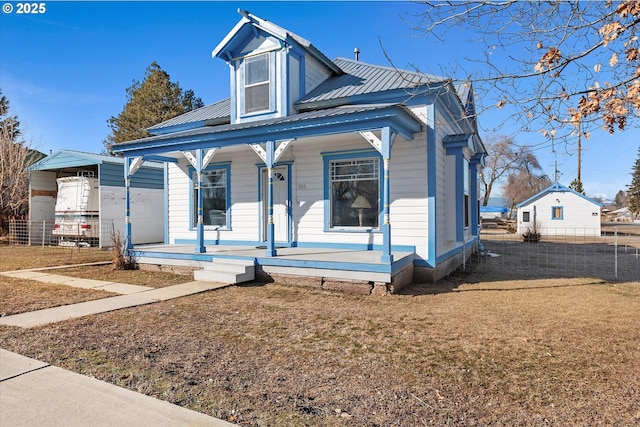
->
577, 118, 582, 183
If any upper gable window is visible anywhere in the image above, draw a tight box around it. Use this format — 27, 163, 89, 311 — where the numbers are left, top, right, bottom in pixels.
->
244, 53, 271, 114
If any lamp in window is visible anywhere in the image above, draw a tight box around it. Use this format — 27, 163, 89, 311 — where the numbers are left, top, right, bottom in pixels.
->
351, 195, 372, 226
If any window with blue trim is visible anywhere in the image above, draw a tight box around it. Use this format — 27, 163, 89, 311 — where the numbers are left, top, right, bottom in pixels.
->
243, 53, 271, 115
192, 168, 229, 228
551, 206, 563, 220
329, 157, 379, 228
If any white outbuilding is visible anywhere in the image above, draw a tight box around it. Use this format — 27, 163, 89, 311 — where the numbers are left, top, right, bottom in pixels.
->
516, 183, 602, 237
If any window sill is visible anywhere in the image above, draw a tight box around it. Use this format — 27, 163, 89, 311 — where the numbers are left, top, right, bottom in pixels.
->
324, 227, 380, 233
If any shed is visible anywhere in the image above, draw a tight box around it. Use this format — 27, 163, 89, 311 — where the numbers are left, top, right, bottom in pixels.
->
28, 150, 165, 247
516, 183, 602, 237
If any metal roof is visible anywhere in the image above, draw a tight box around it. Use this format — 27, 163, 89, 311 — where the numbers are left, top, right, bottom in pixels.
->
114, 104, 422, 152
295, 58, 449, 110
147, 99, 230, 133
28, 149, 164, 171
516, 182, 602, 208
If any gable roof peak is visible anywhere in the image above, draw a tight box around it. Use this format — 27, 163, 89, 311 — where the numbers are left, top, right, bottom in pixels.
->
212, 10, 342, 75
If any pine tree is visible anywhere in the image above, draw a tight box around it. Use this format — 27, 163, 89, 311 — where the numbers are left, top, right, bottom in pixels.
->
569, 178, 584, 194
628, 147, 640, 216
104, 62, 204, 154
614, 190, 627, 209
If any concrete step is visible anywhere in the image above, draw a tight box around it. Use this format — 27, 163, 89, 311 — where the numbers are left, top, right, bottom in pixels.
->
193, 259, 255, 284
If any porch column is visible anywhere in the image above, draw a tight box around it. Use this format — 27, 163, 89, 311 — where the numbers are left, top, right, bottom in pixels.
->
381, 127, 393, 264
195, 149, 206, 253
265, 140, 277, 257
124, 157, 133, 250
470, 154, 483, 236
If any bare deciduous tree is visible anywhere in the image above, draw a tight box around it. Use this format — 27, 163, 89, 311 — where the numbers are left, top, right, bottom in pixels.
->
412, 0, 640, 143
480, 135, 547, 205
0, 119, 30, 222
503, 164, 552, 215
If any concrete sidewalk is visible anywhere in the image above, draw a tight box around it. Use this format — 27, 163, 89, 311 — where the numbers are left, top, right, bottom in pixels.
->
0, 349, 235, 427
0, 269, 230, 328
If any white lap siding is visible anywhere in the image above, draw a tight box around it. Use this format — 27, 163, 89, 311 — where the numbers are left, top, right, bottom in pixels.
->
166, 133, 431, 254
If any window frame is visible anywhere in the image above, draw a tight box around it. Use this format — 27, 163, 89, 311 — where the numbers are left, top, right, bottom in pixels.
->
551, 206, 564, 220
522, 211, 531, 223
240, 52, 275, 117
189, 163, 232, 230
323, 150, 382, 232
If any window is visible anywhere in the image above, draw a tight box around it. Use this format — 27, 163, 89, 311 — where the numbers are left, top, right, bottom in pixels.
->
329, 157, 379, 228
463, 158, 470, 228
522, 211, 530, 222
551, 206, 563, 220
244, 53, 270, 114
464, 194, 470, 228
192, 168, 228, 228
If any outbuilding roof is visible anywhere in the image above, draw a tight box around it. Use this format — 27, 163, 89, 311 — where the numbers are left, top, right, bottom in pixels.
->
516, 182, 602, 208
29, 149, 164, 171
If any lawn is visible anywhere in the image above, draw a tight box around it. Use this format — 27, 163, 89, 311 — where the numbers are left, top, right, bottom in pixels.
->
1, 245, 639, 425
0, 246, 191, 316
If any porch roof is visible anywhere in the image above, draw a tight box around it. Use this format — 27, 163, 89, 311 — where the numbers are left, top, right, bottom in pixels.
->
112, 103, 423, 157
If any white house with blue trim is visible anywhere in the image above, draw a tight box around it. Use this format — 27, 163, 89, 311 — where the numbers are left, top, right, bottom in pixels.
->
112, 10, 486, 290
516, 182, 602, 237
28, 149, 165, 247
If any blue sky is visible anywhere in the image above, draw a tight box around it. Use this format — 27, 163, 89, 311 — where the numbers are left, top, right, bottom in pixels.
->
1, 1, 637, 200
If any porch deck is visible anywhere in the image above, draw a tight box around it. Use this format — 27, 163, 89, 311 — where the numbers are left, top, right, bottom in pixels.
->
132, 244, 415, 284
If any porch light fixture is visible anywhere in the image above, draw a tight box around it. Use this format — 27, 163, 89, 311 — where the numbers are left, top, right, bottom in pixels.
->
351, 195, 372, 226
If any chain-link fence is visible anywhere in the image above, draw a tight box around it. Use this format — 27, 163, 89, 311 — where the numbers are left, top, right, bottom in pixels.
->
4, 219, 115, 248
475, 225, 640, 282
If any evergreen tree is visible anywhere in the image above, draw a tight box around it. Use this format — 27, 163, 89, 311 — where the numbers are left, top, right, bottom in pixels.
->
614, 190, 627, 209
628, 147, 640, 216
569, 178, 585, 194
104, 62, 204, 154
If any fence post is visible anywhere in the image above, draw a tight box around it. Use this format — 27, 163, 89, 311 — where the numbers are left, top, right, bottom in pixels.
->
42, 220, 45, 246
614, 227, 618, 280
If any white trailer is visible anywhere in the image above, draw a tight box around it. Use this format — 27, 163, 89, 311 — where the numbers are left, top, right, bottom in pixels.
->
52, 174, 100, 246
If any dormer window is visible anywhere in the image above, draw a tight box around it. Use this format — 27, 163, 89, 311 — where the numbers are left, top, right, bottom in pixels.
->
243, 53, 271, 114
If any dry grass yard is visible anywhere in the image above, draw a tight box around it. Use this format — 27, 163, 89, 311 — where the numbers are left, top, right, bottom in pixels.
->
1, 244, 639, 426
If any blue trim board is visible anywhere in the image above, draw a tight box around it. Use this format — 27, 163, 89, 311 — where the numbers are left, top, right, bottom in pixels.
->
163, 163, 169, 244
133, 248, 415, 275
551, 206, 564, 220
425, 105, 437, 268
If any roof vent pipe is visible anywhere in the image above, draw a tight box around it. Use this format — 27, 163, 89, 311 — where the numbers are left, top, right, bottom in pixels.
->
354, 48, 360, 61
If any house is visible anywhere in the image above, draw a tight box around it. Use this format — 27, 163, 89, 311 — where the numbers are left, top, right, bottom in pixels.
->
516, 182, 602, 237
111, 10, 486, 290
28, 149, 164, 247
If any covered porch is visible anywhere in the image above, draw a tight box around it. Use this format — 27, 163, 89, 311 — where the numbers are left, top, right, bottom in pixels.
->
133, 243, 416, 292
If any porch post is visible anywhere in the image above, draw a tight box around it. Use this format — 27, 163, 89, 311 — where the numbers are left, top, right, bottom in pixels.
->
470, 154, 482, 236
381, 127, 394, 264
265, 140, 277, 257
124, 157, 133, 250
195, 149, 206, 253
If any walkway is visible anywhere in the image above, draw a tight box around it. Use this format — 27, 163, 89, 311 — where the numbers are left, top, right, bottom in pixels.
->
0, 267, 230, 328
0, 266, 235, 426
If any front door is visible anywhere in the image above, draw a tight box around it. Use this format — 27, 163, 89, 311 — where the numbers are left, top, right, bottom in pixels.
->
262, 166, 289, 243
